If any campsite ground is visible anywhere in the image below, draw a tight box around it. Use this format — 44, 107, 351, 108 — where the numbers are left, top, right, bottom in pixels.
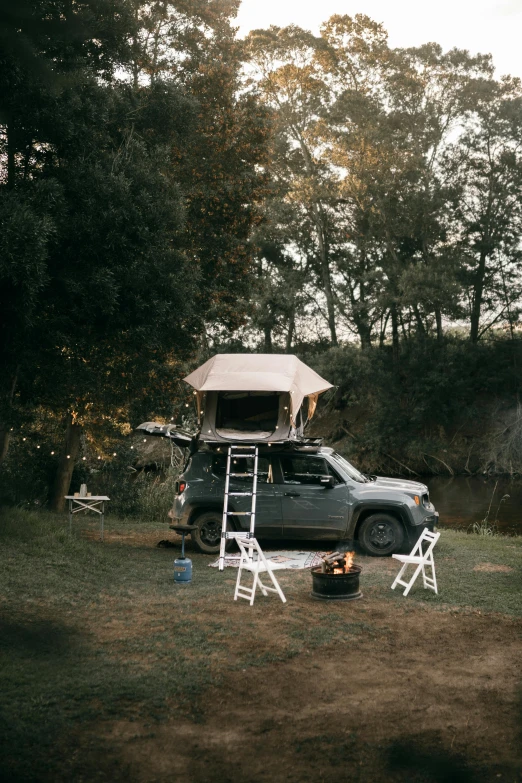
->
1, 509, 521, 782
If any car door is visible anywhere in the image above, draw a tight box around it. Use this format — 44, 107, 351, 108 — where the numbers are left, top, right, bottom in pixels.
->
275, 454, 349, 540
212, 454, 283, 538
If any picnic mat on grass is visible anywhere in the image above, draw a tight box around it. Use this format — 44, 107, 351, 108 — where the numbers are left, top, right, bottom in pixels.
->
209, 551, 325, 570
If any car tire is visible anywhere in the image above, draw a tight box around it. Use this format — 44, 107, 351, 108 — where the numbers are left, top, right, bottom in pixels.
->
358, 513, 404, 557
191, 511, 233, 555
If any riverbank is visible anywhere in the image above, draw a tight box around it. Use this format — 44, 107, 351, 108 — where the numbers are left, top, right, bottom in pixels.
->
1, 508, 521, 781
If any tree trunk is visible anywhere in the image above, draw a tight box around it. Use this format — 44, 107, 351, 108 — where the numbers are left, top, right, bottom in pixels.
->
0, 429, 10, 464
391, 304, 400, 361
50, 414, 82, 512
0, 368, 19, 467
285, 310, 295, 352
263, 326, 273, 353
470, 250, 487, 344
356, 319, 372, 350
313, 206, 337, 346
413, 305, 426, 338
435, 308, 443, 341
379, 310, 390, 349
295, 135, 337, 345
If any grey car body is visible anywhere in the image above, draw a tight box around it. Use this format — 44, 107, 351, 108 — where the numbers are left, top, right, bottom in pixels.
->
169, 446, 439, 556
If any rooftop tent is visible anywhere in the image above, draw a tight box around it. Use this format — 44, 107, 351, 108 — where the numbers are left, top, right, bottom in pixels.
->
184, 354, 333, 443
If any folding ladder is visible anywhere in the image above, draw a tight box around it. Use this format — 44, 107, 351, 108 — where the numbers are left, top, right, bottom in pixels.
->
218, 444, 258, 571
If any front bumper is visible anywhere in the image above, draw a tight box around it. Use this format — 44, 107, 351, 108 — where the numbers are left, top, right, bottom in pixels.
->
407, 511, 438, 544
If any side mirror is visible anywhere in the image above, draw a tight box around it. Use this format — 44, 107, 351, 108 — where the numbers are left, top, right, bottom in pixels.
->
320, 475, 335, 488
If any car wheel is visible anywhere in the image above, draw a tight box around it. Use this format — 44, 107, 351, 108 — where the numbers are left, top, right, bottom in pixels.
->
358, 513, 404, 557
192, 511, 232, 554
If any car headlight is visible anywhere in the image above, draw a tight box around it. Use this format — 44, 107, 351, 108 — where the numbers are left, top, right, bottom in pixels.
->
422, 493, 432, 509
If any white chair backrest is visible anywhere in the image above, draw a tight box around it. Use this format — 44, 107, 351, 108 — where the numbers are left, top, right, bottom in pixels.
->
235, 535, 268, 567
411, 528, 440, 559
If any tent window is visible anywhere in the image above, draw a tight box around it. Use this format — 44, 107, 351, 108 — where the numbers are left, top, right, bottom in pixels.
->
215, 392, 279, 433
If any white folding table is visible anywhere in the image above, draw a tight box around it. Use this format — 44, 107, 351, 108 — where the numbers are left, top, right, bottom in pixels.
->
65, 495, 110, 540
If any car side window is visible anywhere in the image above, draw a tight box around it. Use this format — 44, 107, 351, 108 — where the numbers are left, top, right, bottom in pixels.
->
280, 456, 338, 485
212, 455, 271, 483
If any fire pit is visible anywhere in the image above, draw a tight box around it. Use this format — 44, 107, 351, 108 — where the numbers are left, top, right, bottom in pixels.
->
311, 551, 362, 601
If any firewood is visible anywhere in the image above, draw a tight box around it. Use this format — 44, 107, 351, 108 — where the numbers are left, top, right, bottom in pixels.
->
322, 551, 343, 563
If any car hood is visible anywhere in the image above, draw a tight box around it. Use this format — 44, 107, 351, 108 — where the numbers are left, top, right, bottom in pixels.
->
370, 476, 428, 494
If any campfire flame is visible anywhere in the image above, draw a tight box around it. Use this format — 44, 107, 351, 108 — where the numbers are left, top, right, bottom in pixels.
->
333, 551, 355, 574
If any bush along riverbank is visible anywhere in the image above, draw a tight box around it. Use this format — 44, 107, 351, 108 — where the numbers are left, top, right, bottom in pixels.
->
307, 335, 522, 478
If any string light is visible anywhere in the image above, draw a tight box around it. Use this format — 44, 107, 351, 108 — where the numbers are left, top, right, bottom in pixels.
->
9, 430, 150, 464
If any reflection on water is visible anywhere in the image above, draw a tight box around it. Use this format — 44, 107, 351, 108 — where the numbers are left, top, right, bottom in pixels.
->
426, 476, 522, 535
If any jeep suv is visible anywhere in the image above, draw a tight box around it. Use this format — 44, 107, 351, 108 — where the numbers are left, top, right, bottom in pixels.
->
168, 447, 438, 556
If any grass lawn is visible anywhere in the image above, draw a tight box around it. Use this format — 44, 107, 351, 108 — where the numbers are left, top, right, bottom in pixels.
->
0, 508, 521, 782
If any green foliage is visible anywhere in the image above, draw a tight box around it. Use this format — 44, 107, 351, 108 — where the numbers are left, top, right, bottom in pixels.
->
0, 0, 268, 505
308, 336, 522, 467
244, 15, 522, 351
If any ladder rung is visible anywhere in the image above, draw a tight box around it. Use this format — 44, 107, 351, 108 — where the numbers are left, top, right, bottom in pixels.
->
229, 454, 254, 459
226, 511, 252, 515
230, 446, 257, 450
229, 472, 254, 477
228, 492, 253, 496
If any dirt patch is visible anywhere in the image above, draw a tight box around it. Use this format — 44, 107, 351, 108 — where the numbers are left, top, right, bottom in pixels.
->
473, 562, 514, 573
84, 529, 174, 548
71, 600, 522, 783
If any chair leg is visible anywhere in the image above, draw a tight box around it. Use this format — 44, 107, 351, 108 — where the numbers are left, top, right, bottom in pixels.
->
234, 565, 243, 601
403, 563, 424, 596
250, 571, 261, 605
257, 574, 269, 597
427, 556, 438, 594
267, 569, 287, 604
391, 561, 409, 591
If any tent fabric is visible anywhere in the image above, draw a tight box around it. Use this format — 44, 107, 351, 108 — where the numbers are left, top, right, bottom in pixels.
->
183, 354, 333, 419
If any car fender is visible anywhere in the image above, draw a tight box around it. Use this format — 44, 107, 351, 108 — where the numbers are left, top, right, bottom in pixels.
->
347, 499, 415, 538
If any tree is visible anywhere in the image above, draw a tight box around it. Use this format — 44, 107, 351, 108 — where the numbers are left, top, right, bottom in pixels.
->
445, 77, 522, 342
246, 24, 340, 345
0, 0, 269, 509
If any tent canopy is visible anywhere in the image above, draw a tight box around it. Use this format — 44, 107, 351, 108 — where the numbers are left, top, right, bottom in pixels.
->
184, 354, 332, 420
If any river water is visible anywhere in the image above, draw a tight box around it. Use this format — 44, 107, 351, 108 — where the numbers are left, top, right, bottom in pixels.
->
426, 476, 522, 536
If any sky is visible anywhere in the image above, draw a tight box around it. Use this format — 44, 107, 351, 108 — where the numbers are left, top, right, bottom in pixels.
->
235, 0, 522, 80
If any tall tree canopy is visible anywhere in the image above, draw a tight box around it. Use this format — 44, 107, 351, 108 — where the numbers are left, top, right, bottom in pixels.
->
244, 15, 522, 351
0, 0, 268, 506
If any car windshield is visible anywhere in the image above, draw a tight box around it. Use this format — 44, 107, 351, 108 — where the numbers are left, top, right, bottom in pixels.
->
329, 452, 367, 483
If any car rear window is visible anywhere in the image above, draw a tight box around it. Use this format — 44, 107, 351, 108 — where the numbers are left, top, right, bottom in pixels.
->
212, 454, 271, 482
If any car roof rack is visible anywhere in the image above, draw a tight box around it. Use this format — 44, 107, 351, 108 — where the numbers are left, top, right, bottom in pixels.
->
200, 437, 324, 453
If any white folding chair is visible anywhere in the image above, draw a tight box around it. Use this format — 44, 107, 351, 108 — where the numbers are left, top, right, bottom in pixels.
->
232, 535, 287, 606
391, 529, 440, 597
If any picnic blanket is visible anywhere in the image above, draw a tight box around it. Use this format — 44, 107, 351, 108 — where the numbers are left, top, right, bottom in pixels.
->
209, 550, 325, 570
